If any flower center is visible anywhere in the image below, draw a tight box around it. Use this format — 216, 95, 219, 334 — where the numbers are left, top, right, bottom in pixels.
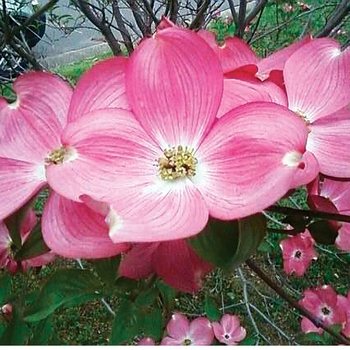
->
294, 250, 302, 259
321, 306, 331, 316
45, 146, 77, 165
224, 333, 230, 340
182, 338, 192, 346
157, 145, 197, 181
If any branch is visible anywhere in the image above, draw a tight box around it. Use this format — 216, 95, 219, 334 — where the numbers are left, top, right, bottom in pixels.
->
125, 0, 150, 37
246, 259, 350, 345
169, 0, 179, 23
316, 0, 350, 38
236, 0, 247, 38
267, 205, 350, 224
112, 0, 134, 54
245, 0, 267, 25
226, 0, 238, 25
140, 0, 160, 26
75, 0, 122, 55
189, 0, 210, 30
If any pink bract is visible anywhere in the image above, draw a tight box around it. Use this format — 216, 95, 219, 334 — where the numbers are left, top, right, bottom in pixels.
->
45, 24, 318, 243
284, 39, 350, 177
118, 239, 213, 293
161, 313, 214, 345
308, 176, 350, 252
280, 229, 318, 277
212, 314, 246, 345
0, 208, 55, 274
137, 337, 156, 346
300, 285, 347, 334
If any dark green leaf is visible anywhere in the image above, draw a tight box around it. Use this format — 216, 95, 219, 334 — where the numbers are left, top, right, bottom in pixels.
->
156, 280, 177, 311
188, 214, 266, 269
0, 306, 30, 345
29, 316, 54, 345
239, 335, 257, 345
257, 240, 273, 253
0, 274, 11, 304
14, 222, 50, 261
24, 269, 102, 322
92, 256, 121, 289
307, 220, 338, 245
138, 305, 163, 341
115, 277, 140, 297
135, 287, 159, 307
110, 299, 140, 345
282, 215, 310, 232
204, 295, 221, 322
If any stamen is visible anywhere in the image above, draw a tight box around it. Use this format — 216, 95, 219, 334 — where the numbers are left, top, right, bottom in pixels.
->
157, 145, 197, 181
182, 339, 192, 346
45, 146, 77, 165
295, 109, 310, 125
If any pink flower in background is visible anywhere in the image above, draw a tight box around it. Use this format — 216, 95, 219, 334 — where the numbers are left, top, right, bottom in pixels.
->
161, 313, 214, 345
0, 303, 13, 321
137, 337, 156, 346
308, 176, 350, 252
46, 23, 318, 243
212, 314, 246, 345
0, 208, 55, 274
337, 291, 350, 337
300, 285, 347, 334
280, 229, 318, 276
283, 38, 350, 178
118, 239, 213, 293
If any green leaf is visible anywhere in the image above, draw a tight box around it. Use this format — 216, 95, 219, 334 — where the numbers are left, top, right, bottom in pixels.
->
14, 222, 50, 261
156, 280, 177, 311
138, 305, 163, 341
0, 273, 11, 304
135, 287, 159, 307
307, 220, 339, 245
24, 269, 102, 322
204, 295, 221, 322
110, 299, 140, 345
0, 306, 31, 345
29, 316, 54, 345
239, 335, 257, 345
92, 256, 121, 289
188, 214, 266, 269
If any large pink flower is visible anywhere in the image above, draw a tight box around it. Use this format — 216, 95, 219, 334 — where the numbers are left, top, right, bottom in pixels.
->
212, 314, 246, 345
0, 59, 130, 259
337, 291, 350, 337
45, 24, 318, 243
161, 313, 214, 345
118, 239, 213, 293
308, 176, 350, 252
0, 57, 129, 220
280, 229, 318, 277
0, 208, 55, 274
300, 285, 347, 334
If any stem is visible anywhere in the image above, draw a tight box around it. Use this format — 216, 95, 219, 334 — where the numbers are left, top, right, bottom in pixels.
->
245, 259, 350, 345
267, 205, 350, 224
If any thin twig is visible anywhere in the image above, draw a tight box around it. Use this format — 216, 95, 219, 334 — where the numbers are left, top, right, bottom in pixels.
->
238, 268, 270, 344
267, 205, 350, 224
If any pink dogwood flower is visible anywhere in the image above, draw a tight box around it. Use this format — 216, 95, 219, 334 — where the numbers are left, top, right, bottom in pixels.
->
0, 208, 55, 274
118, 239, 213, 293
45, 23, 318, 243
0, 59, 130, 259
212, 314, 246, 345
337, 291, 350, 337
280, 229, 318, 276
161, 313, 214, 345
300, 285, 347, 334
308, 176, 350, 252
137, 337, 156, 346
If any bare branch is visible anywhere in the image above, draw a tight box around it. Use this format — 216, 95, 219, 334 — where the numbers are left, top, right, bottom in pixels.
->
316, 0, 350, 38
75, 0, 122, 55
112, 0, 134, 54
189, 0, 210, 30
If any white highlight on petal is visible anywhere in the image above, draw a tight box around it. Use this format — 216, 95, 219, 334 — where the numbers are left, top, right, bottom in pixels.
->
8, 98, 20, 110
36, 164, 47, 181
282, 151, 303, 167
63, 146, 78, 163
106, 208, 123, 238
